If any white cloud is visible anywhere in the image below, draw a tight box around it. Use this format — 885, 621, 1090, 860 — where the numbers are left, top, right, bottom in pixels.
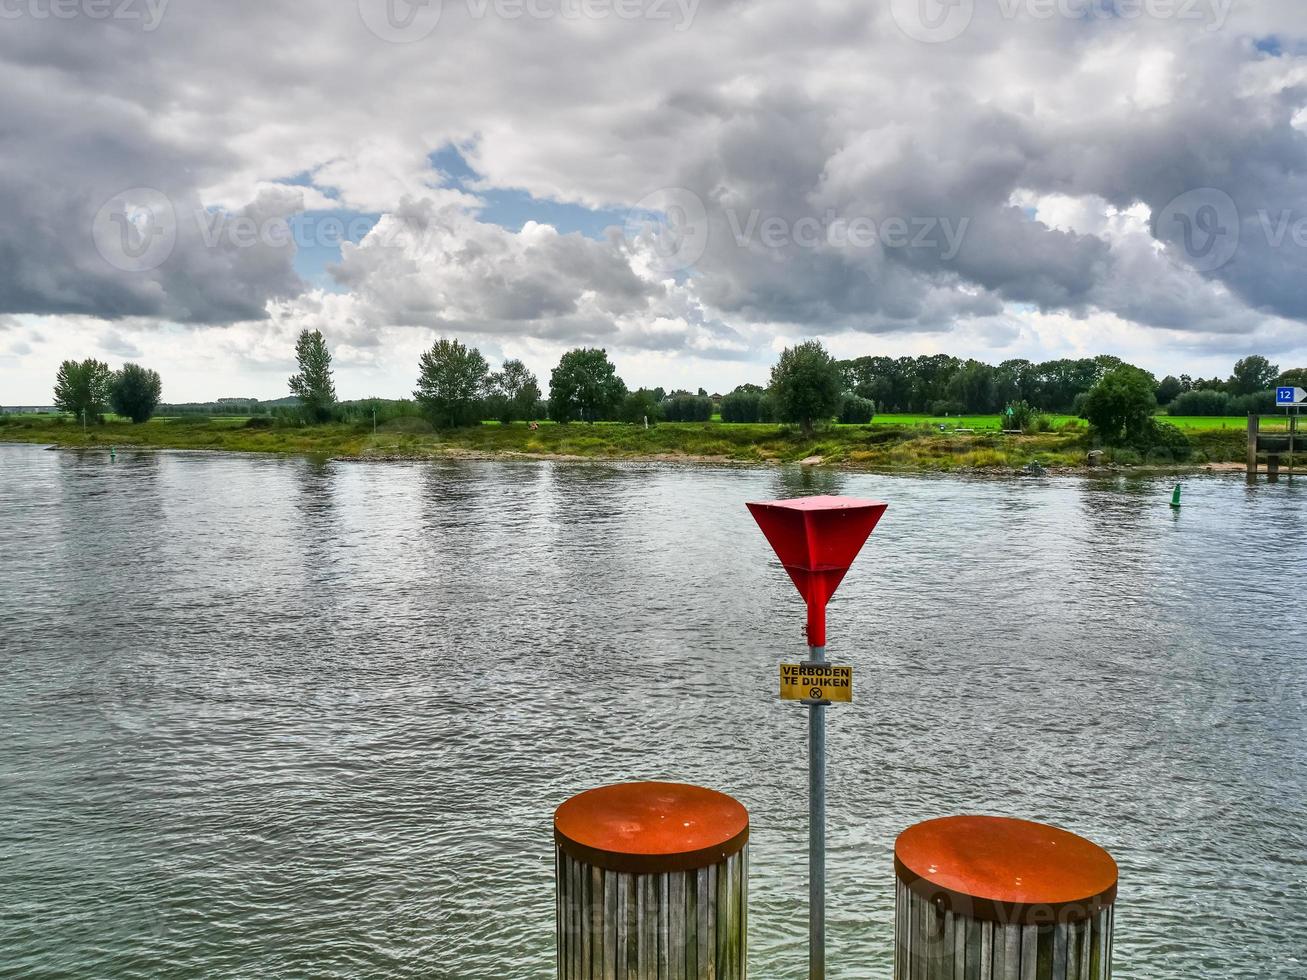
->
2, 0, 1307, 402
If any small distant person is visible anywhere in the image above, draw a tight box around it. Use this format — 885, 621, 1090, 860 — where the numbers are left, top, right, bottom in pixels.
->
529, 420, 539, 431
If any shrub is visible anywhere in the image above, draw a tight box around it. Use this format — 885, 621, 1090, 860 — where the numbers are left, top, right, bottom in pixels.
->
1132, 419, 1192, 462
1004, 400, 1036, 431
1228, 390, 1277, 415
837, 394, 875, 424
619, 390, 663, 424
381, 416, 434, 434
930, 399, 965, 416
661, 394, 713, 422
1168, 388, 1231, 416
244, 416, 276, 429
721, 389, 764, 423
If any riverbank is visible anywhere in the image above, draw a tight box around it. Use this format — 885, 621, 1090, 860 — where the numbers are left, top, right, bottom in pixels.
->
0, 415, 1252, 473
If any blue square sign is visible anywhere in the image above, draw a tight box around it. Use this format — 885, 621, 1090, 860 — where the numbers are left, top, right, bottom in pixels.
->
1277, 386, 1306, 406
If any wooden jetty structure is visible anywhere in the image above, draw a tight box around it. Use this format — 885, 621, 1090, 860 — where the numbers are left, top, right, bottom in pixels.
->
554, 782, 749, 979
1248, 414, 1301, 479
894, 816, 1118, 980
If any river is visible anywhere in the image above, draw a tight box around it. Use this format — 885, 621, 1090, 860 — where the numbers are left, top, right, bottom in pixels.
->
1, 444, 1303, 979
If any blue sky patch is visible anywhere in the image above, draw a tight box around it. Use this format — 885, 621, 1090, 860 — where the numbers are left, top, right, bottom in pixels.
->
288, 147, 626, 287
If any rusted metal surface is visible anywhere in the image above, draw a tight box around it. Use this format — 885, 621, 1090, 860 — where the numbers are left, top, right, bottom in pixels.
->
895, 816, 1118, 926
555, 782, 749, 875
555, 782, 749, 978
894, 817, 1116, 980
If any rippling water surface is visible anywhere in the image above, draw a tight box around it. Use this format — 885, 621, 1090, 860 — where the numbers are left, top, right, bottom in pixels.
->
1, 444, 1304, 979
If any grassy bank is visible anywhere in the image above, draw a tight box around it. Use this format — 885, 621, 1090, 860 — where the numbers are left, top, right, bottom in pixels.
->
1, 414, 1252, 472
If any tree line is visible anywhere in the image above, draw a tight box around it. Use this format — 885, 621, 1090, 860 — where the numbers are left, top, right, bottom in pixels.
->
838, 352, 1305, 417
276, 333, 870, 436
49, 333, 1304, 440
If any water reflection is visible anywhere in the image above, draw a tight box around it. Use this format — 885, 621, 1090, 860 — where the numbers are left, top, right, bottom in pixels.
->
769, 464, 848, 498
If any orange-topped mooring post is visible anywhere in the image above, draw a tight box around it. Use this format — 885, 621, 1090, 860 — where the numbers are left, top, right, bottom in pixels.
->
554, 781, 750, 979
894, 816, 1119, 980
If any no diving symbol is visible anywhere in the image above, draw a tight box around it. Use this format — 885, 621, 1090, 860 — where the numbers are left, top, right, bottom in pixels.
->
809, 687, 823, 700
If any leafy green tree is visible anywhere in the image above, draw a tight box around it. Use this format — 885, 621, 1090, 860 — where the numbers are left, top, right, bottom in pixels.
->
912, 354, 962, 411
110, 363, 162, 423
1229, 355, 1279, 395
1276, 367, 1307, 388
288, 329, 337, 423
995, 359, 1039, 406
1081, 366, 1157, 444
769, 340, 842, 435
619, 389, 663, 424
414, 338, 489, 428
1032, 358, 1102, 412
1156, 375, 1184, 406
947, 359, 999, 413
548, 348, 627, 423
53, 359, 113, 421
485, 358, 542, 423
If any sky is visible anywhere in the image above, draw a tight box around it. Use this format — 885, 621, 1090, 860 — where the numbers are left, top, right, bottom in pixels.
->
2, 0, 1307, 404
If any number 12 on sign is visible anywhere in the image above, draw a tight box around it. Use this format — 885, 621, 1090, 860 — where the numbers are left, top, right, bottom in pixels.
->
780, 663, 853, 704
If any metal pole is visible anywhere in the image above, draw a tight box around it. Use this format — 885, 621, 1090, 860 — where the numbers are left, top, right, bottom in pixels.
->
1290, 408, 1296, 481
808, 642, 826, 980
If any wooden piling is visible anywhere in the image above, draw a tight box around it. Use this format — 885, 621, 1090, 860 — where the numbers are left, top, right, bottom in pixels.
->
555, 782, 749, 979
894, 816, 1117, 980
1247, 415, 1260, 476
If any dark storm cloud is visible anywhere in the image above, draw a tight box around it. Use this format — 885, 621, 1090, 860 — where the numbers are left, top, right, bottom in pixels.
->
1, 0, 1306, 362
0, 15, 304, 325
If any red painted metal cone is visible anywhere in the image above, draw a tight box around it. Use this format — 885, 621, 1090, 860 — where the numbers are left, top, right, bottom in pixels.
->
747, 495, 887, 646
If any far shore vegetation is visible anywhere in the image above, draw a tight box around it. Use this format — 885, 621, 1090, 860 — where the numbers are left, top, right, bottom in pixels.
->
3, 333, 1300, 472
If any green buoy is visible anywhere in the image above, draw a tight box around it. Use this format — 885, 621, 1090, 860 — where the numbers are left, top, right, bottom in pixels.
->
110, 445, 117, 462
1170, 484, 1182, 508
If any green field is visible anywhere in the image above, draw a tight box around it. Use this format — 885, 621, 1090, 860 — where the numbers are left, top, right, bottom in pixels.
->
0, 412, 1257, 472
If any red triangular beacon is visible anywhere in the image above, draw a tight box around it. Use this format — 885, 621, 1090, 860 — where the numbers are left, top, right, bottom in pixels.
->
746, 495, 888, 648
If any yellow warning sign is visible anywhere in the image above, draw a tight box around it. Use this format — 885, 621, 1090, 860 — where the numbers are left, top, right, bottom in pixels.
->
779, 663, 853, 703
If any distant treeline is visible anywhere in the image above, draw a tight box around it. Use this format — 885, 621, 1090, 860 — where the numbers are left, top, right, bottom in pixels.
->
170, 354, 1307, 426
42, 340, 1306, 433
159, 397, 299, 416
838, 353, 1306, 417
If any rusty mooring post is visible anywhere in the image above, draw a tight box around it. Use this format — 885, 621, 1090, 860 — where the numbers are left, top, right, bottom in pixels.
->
894, 816, 1118, 980
555, 782, 749, 979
